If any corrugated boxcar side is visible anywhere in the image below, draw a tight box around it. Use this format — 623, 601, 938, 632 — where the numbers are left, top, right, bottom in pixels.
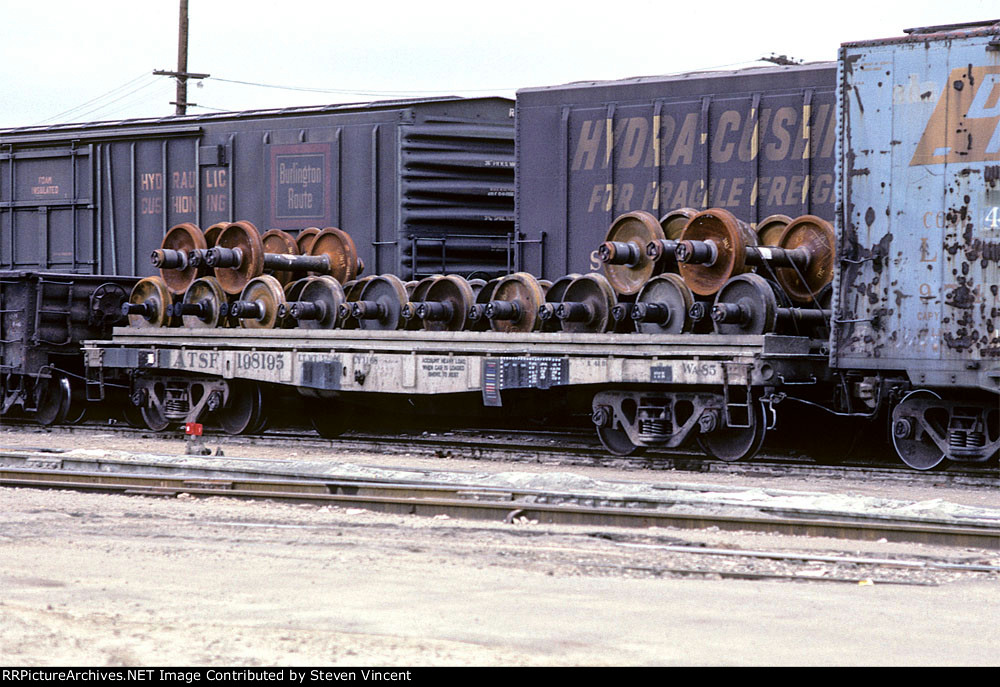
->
834, 28, 1000, 391
515, 64, 837, 277
0, 98, 514, 280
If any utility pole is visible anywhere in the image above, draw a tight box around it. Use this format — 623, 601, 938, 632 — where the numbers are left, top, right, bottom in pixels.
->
761, 53, 803, 66
154, 0, 209, 115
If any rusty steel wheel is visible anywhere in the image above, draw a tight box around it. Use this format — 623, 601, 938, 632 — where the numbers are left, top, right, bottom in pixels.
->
126, 276, 174, 328
157, 223, 207, 295
214, 221, 266, 295
600, 211, 666, 296
355, 274, 409, 331
181, 276, 228, 328
774, 215, 836, 304
261, 229, 300, 287
677, 208, 757, 297
633, 273, 695, 335
755, 214, 793, 247
311, 227, 361, 284
236, 275, 286, 329
659, 207, 697, 240
296, 227, 321, 255
203, 222, 227, 248
488, 272, 545, 333
557, 273, 617, 334
421, 275, 476, 331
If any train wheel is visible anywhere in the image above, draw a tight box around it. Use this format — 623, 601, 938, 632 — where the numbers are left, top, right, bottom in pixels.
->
697, 402, 766, 462
140, 403, 171, 432
891, 390, 946, 470
34, 376, 71, 426
309, 403, 354, 439
217, 381, 265, 435
122, 401, 146, 429
63, 378, 88, 425
596, 424, 644, 457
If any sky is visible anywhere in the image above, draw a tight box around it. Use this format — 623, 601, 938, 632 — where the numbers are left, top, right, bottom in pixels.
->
0, 0, 994, 129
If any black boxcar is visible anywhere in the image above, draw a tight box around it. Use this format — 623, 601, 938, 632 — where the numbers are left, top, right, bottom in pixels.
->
0, 97, 515, 280
514, 63, 837, 278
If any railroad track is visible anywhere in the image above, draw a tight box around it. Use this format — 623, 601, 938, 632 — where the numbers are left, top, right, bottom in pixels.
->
6, 419, 998, 490
1, 461, 997, 550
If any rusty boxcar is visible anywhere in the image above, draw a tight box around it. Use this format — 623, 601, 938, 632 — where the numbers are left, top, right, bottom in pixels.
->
834, 21, 1000, 468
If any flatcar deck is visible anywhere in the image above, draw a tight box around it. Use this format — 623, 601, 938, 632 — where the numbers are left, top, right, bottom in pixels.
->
85, 329, 829, 402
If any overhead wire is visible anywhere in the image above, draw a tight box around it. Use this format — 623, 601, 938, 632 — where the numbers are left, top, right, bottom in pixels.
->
95, 83, 177, 121
68, 78, 168, 122
35, 72, 157, 124
205, 58, 771, 100
208, 76, 515, 97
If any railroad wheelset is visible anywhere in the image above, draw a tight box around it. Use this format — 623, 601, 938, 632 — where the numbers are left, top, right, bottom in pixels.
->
280, 276, 346, 329
151, 223, 208, 295
32, 375, 73, 426
406, 275, 477, 332
695, 400, 768, 462
485, 272, 546, 333
338, 276, 378, 329
467, 277, 502, 330
208, 222, 363, 295
228, 275, 287, 329
629, 273, 695, 335
890, 390, 947, 470
537, 273, 580, 331
122, 276, 177, 328
598, 211, 666, 296
352, 275, 410, 330
400, 275, 445, 330
553, 273, 618, 334
755, 214, 793, 247
710, 273, 831, 336
644, 207, 697, 274
674, 209, 835, 302
216, 379, 267, 435
170, 276, 228, 328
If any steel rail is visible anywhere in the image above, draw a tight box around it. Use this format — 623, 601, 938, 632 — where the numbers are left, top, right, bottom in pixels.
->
2, 467, 997, 549
5, 420, 997, 489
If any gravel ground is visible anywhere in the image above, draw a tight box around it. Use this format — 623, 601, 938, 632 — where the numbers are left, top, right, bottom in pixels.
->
1, 426, 998, 666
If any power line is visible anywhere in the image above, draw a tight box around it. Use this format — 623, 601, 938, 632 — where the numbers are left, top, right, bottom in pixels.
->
68, 79, 165, 122
95, 84, 177, 121
208, 76, 515, 96
35, 72, 155, 124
